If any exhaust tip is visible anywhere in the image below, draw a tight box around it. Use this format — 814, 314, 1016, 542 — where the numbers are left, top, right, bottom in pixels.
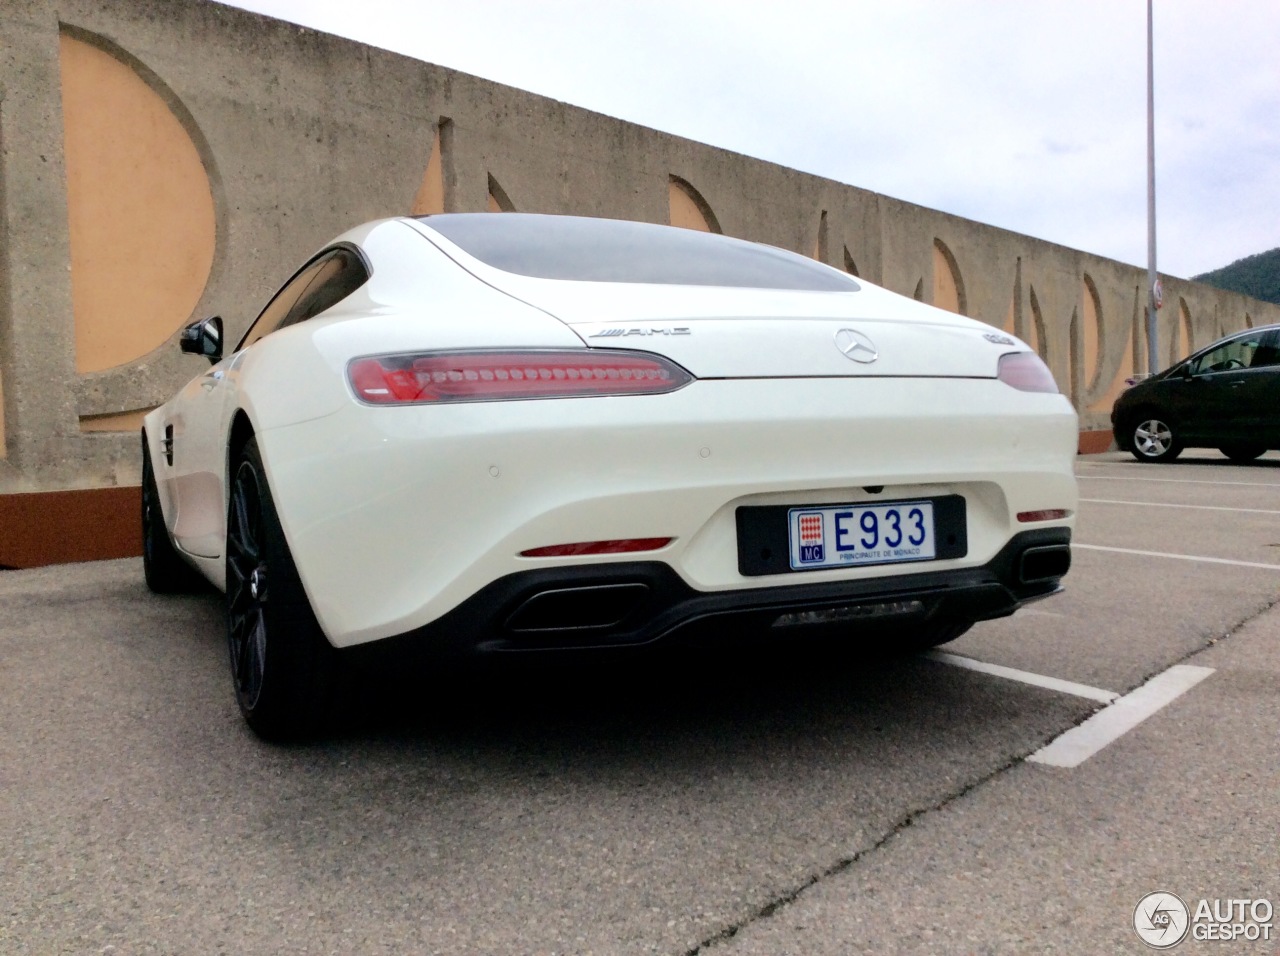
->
505, 582, 651, 633
1018, 545, 1071, 584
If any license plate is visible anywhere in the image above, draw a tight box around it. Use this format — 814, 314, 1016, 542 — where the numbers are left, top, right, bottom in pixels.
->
788, 501, 936, 571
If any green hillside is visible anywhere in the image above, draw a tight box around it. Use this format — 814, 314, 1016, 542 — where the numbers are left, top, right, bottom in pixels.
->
1193, 247, 1280, 305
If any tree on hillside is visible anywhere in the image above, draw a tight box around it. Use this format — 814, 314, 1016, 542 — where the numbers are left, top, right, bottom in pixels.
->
1193, 248, 1280, 305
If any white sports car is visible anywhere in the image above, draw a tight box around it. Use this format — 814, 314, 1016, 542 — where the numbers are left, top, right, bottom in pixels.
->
143, 213, 1078, 738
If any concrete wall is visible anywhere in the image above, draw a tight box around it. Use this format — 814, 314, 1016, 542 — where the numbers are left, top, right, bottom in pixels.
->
1, 0, 1278, 563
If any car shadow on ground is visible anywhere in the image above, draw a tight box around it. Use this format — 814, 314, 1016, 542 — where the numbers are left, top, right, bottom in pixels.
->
130, 572, 1039, 763
321, 631, 1005, 757
1105, 453, 1280, 469
115, 572, 1082, 785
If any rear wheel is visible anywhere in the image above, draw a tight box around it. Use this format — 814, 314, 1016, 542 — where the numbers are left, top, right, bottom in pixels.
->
142, 435, 200, 593
1219, 445, 1265, 462
1128, 416, 1182, 463
226, 436, 334, 740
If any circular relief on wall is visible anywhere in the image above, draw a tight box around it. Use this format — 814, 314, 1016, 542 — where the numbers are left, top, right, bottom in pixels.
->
60, 29, 217, 374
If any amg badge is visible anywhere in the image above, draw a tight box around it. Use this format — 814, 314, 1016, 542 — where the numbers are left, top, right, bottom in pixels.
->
588, 327, 692, 338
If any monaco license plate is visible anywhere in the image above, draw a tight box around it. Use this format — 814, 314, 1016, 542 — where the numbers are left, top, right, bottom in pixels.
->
788, 500, 936, 571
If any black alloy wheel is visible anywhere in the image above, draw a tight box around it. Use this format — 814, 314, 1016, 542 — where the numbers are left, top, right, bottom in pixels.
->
226, 436, 333, 740
1219, 445, 1266, 462
142, 434, 199, 593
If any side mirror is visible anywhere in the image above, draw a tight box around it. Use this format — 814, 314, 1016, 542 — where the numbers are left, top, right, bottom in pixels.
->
180, 315, 223, 364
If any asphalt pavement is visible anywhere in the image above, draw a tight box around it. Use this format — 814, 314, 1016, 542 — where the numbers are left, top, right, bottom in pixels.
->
2, 450, 1278, 954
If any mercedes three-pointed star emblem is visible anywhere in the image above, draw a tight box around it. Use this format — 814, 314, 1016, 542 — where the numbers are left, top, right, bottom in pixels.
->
834, 328, 878, 363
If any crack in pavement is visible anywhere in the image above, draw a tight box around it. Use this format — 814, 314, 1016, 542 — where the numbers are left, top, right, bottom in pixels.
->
680, 594, 1280, 955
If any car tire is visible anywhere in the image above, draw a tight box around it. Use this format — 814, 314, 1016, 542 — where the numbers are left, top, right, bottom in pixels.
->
226, 436, 334, 740
1127, 415, 1182, 463
1219, 445, 1266, 462
142, 435, 201, 593
900, 620, 972, 653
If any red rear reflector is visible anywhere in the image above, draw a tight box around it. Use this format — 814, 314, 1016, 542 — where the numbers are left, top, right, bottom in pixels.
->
520, 538, 673, 558
349, 349, 693, 404
997, 351, 1059, 393
1017, 509, 1072, 523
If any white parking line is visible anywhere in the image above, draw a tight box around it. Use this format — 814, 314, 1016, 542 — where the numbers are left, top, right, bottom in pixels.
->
1028, 665, 1215, 768
1079, 498, 1280, 516
924, 651, 1118, 704
1077, 474, 1280, 489
1074, 543, 1280, 571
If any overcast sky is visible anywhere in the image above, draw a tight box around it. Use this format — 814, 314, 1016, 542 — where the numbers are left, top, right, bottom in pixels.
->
222, 0, 1278, 279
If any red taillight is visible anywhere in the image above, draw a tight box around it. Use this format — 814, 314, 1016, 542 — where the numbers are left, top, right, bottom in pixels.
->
1017, 509, 1072, 523
520, 538, 673, 558
997, 351, 1059, 393
348, 349, 693, 404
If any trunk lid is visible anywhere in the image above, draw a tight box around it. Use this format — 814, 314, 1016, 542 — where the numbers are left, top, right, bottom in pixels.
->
504, 280, 1022, 380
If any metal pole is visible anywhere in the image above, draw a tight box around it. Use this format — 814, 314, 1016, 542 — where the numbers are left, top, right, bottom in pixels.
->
1146, 0, 1159, 373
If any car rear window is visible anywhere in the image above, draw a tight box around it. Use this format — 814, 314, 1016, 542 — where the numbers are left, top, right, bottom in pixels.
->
418, 213, 858, 292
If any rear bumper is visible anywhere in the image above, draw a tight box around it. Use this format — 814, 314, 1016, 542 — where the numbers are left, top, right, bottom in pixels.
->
359, 528, 1071, 657
259, 376, 1077, 647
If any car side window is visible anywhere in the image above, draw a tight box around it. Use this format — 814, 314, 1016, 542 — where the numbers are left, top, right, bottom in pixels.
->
1189, 335, 1260, 375
236, 247, 370, 351
237, 257, 331, 351
1247, 330, 1280, 369
279, 247, 370, 331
